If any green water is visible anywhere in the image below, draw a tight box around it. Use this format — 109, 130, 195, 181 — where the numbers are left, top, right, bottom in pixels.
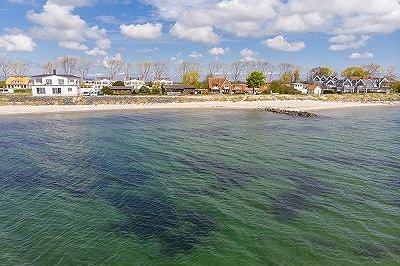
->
0, 108, 399, 265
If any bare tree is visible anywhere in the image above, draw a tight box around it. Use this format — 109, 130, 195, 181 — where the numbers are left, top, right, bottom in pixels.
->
254, 60, 274, 81
58, 56, 79, 75
176, 61, 201, 81
383, 65, 398, 81
42, 61, 57, 74
11, 61, 30, 76
363, 63, 383, 78
124, 62, 132, 79
208, 61, 224, 77
278, 63, 295, 83
105, 58, 125, 80
136, 62, 153, 81
152, 62, 169, 80
230, 61, 247, 82
77, 58, 93, 80
0, 58, 12, 79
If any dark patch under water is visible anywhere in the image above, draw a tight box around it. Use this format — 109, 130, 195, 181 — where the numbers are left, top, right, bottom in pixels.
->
355, 242, 386, 259
110, 195, 215, 255
271, 173, 331, 221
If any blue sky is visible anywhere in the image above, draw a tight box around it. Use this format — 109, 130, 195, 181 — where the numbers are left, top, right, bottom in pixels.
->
1, 0, 400, 77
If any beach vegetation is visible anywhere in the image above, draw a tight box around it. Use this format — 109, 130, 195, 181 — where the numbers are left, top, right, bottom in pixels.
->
101, 86, 112, 95
247, 71, 266, 88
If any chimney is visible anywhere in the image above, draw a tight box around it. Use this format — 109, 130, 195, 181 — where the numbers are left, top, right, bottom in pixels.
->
53, 69, 56, 75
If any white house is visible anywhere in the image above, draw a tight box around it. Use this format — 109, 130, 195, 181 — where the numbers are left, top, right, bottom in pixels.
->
307, 85, 322, 95
153, 78, 173, 86
291, 83, 307, 94
124, 77, 145, 90
31, 71, 80, 96
94, 77, 113, 91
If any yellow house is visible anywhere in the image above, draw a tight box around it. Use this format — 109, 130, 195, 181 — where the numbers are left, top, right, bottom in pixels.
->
5, 76, 31, 90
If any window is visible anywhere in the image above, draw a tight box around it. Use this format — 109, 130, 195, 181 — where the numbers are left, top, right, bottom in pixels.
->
68, 88, 72, 92
46, 79, 52, 85
37, 88, 46, 94
58, 79, 64, 85
52, 88, 61, 94
35, 78, 42, 84
69, 79, 75, 84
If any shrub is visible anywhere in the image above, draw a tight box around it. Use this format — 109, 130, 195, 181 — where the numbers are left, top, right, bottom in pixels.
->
113, 81, 124, 86
101, 86, 112, 95
139, 86, 150, 94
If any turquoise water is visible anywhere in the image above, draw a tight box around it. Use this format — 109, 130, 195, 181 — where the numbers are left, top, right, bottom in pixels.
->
0, 107, 399, 265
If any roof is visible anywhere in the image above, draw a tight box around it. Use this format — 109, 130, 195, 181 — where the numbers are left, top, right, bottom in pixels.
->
163, 84, 195, 89
307, 85, 321, 90
5, 76, 30, 85
32, 74, 79, 78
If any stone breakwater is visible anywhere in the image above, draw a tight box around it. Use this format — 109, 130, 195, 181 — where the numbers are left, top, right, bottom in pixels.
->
260, 107, 318, 118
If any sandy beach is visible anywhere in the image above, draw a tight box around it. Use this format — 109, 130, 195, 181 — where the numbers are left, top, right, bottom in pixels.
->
0, 100, 398, 116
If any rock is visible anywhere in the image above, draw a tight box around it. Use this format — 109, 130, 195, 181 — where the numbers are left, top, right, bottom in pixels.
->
260, 107, 318, 118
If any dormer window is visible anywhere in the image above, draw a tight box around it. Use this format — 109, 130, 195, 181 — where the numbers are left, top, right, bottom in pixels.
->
58, 79, 64, 85
46, 79, 52, 85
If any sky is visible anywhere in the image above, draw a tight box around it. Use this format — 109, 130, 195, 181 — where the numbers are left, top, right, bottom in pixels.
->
0, 0, 400, 77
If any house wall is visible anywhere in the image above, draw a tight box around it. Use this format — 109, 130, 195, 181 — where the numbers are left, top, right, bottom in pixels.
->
32, 75, 79, 96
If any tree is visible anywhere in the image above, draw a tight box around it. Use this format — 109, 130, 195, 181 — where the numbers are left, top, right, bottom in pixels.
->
136, 62, 153, 81
11, 61, 30, 76
254, 60, 274, 81
42, 61, 57, 74
208, 60, 224, 77
124, 62, 132, 79
106, 57, 124, 80
383, 66, 398, 81
278, 63, 295, 83
246, 71, 266, 89
58, 56, 79, 75
342, 67, 368, 78
267, 80, 301, 95
363, 63, 382, 77
390, 82, 400, 93
0, 58, 12, 79
182, 71, 201, 86
77, 58, 93, 80
101, 86, 112, 95
293, 68, 301, 82
230, 61, 247, 82
152, 62, 168, 80
177, 61, 200, 82
113, 81, 124, 86
309, 66, 334, 78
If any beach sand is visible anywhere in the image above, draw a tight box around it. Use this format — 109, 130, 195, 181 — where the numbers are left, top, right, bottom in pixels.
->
0, 100, 398, 115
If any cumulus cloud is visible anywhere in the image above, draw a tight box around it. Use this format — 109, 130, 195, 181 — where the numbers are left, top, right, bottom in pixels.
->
329, 35, 369, 51
349, 52, 374, 59
209, 47, 229, 56
240, 48, 258, 61
264, 36, 305, 52
170, 22, 219, 44
144, 0, 400, 46
0, 34, 36, 52
27, 1, 110, 55
120, 23, 162, 40
189, 51, 202, 58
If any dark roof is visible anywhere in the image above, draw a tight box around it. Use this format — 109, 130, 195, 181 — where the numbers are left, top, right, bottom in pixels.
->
110, 86, 132, 90
32, 74, 79, 78
162, 84, 195, 89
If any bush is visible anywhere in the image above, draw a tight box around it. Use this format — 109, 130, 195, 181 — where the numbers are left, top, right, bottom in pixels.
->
267, 81, 301, 95
101, 86, 112, 95
150, 86, 161, 95
390, 82, 400, 93
113, 81, 124, 86
139, 86, 150, 94
14, 89, 31, 94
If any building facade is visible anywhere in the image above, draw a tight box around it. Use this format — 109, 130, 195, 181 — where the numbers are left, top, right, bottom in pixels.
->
31, 71, 80, 96
5, 76, 31, 92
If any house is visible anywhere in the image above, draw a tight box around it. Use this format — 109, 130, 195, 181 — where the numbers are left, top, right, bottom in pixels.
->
336, 79, 355, 93
94, 77, 113, 91
355, 78, 390, 93
208, 77, 232, 94
292, 83, 307, 94
153, 78, 173, 86
5, 76, 31, 92
31, 70, 80, 96
162, 84, 195, 95
110, 86, 133, 95
307, 84, 322, 95
231, 83, 248, 94
124, 77, 145, 91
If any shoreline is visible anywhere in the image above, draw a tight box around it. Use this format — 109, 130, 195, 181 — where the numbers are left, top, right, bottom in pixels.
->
0, 100, 398, 116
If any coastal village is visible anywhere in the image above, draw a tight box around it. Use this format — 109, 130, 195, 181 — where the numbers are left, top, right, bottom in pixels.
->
0, 59, 398, 97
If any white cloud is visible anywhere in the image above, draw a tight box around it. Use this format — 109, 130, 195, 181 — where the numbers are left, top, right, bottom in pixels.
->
189, 51, 203, 58
58, 41, 88, 50
240, 48, 258, 61
170, 22, 219, 44
136, 47, 159, 53
209, 47, 229, 56
349, 52, 374, 59
48, 0, 92, 7
27, 1, 110, 55
96, 15, 119, 24
120, 23, 162, 40
0, 34, 36, 52
264, 36, 305, 52
329, 35, 369, 51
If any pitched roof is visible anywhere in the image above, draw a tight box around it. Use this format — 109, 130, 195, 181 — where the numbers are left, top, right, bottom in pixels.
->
32, 74, 79, 78
163, 84, 195, 89
5, 76, 30, 85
